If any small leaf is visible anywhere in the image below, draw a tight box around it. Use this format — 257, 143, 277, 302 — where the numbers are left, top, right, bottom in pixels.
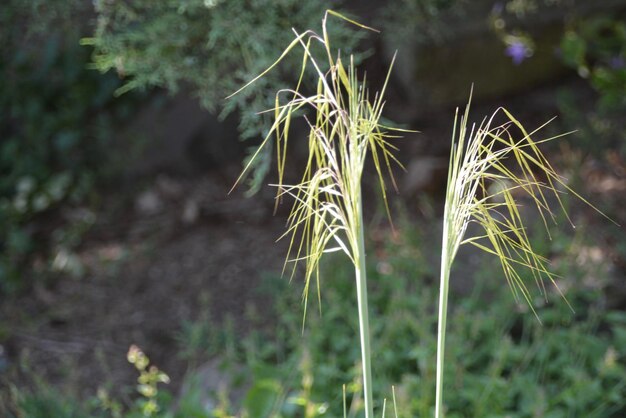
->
243, 379, 281, 418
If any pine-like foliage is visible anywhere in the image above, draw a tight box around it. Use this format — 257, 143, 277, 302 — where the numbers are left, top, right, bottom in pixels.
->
85, 0, 364, 191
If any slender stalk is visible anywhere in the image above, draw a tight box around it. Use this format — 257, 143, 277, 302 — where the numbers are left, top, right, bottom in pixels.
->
435, 225, 451, 418
436, 135, 457, 418
354, 192, 374, 418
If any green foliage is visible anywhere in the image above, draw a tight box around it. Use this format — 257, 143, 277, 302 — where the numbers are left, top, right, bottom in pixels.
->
557, 16, 626, 156
4, 222, 623, 417
189, 222, 625, 417
85, 0, 364, 193
555, 87, 626, 157
489, 3, 626, 155
5, 386, 95, 418
560, 17, 626, 111
0, 2, 143, 293
242, 378, 282, 417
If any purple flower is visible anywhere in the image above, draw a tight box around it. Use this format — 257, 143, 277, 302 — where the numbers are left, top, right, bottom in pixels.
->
492, 2, 504, 15
505, 41, 530, 65
609, 55, 625, 70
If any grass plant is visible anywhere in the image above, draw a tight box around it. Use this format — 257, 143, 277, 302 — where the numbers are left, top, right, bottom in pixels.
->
435, 93, 614, 417
230, 11, 404, 418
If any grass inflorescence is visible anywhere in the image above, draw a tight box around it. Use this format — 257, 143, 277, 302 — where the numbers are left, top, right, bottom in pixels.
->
435, 91, 616, 417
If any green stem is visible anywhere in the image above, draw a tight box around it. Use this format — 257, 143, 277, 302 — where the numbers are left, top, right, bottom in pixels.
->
355, 192, 374, 418
435, 221, 451, 418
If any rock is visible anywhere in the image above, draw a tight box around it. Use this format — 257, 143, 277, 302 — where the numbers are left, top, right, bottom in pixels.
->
121, 92, 243, 177
135, 190, 163, 215
182, 199, 200, 225
402, 156, 448, 195
175, 359, 249, 414
156, 175, 184, 199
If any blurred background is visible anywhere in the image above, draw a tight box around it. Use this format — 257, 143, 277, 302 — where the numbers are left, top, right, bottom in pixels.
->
1, 1, 624, 416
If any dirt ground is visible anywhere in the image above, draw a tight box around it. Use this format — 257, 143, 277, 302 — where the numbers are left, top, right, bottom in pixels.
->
1, 166, 293, 399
